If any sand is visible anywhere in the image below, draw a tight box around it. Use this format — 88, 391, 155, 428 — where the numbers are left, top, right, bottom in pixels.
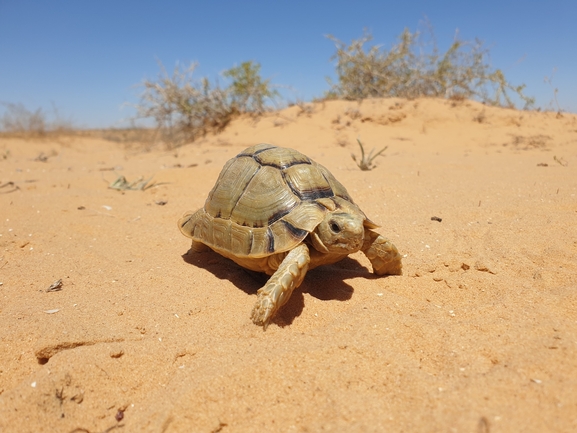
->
0, 98, 576, 432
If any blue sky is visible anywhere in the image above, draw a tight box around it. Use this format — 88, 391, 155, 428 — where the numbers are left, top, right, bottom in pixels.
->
1, 1, 576, 129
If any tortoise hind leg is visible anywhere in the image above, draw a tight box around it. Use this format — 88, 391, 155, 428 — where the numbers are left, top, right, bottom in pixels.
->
189, 240, 210, 253
251, 243, 310, 329
362, 229, 403, 276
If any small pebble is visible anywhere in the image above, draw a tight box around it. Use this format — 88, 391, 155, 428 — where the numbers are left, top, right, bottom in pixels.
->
115, 409, 124, 422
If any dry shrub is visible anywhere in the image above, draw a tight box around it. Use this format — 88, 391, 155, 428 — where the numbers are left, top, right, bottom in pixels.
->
326, 24, 534, 109
0, 102, 74, 137
134, 61, 277, 148
97, 127, 158, 150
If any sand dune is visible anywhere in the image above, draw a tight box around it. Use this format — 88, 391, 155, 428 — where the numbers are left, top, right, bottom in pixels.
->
1, 98, 576, 432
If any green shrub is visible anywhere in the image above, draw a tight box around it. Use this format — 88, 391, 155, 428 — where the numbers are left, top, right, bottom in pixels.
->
326, 26, 534, 109
223, 61, 279, 114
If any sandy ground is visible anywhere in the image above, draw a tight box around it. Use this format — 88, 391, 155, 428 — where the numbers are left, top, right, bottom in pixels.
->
0, 98, 576, 432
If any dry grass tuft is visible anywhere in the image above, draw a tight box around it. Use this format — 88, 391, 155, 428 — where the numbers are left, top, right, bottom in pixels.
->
108, 175, 158, 191
351, 138, 388, 171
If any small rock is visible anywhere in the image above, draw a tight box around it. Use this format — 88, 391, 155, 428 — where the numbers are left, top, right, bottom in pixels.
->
115, 408, 125, 422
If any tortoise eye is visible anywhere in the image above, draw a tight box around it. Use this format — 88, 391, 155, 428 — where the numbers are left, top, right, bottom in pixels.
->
329, 221, 341, 233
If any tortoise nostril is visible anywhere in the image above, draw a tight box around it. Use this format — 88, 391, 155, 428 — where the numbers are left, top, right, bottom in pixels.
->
329, 221, 341, 233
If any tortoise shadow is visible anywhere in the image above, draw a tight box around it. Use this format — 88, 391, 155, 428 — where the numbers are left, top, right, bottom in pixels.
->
181, 250, 373, 327
181, 248, 263, 294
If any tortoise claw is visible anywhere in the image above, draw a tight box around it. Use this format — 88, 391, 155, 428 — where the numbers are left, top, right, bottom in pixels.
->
250, 297, 276, 330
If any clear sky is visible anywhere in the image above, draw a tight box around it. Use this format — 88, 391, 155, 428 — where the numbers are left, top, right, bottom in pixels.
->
1, 0, 576, 129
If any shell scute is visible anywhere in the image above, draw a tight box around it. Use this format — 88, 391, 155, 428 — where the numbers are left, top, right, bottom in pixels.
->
237, 143, 276, 157
316, 165, 353, 202
283, 163, 334, 201
230, 223, 253, 256
230, 165, 298, 228
252, 146, 311, 169
210, 218, 231, 251
281, 201, 326, 232
205, 156, 260, 220
247, 226, 273, 256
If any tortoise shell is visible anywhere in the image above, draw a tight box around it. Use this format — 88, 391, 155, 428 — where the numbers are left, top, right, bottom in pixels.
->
178, 144, 376, 258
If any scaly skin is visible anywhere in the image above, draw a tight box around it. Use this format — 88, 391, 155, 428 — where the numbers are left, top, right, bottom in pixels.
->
361, 229, 403, 276
250, 243, 310, 329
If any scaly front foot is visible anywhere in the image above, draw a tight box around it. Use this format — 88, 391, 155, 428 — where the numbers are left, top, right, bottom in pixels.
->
250, 244, 310, 329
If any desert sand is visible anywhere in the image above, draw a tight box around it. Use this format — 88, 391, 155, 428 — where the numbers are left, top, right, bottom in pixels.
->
0, 98, 576, 432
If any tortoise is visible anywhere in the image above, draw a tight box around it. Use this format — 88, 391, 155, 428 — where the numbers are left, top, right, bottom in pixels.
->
178, 144, 402, 328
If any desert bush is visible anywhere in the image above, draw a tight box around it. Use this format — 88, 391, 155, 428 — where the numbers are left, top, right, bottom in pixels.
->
98, 127, 157, 150
0, 102, 74, 136
134, 60, 277, 148
326, 26, 534, 109
0, 103, 47, 134
223, 61, 279, 114
544, 68, 562, 113
134, 62, 231, 147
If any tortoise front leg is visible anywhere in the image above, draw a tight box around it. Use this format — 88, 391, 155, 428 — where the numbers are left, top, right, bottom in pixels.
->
251, 243, 310, 329
361, 229, 403, 276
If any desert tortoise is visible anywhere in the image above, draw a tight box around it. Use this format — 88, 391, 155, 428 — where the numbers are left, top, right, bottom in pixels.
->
178, 144, 402, 328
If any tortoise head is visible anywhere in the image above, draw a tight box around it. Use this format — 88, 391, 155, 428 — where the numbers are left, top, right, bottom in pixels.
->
310, 211, 365, 254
